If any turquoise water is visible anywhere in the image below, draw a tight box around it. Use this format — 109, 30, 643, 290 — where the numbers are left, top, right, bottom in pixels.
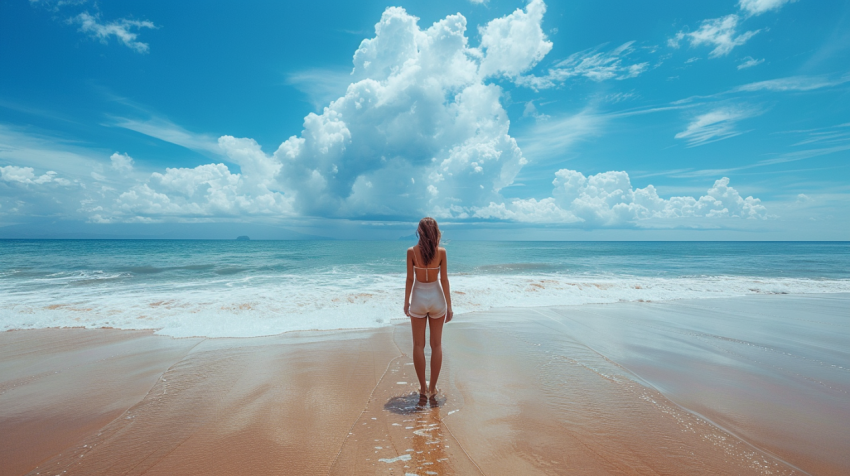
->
1, 240, 848, 337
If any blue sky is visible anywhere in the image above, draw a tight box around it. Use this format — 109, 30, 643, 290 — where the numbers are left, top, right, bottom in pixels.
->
0, 0, 848, 239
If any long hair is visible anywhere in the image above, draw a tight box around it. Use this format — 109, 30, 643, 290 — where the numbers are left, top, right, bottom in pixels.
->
416, 217, 441, 265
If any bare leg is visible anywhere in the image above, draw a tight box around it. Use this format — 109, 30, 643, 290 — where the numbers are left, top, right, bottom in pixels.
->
410, 316, 428, 396
427, 315, 446, 396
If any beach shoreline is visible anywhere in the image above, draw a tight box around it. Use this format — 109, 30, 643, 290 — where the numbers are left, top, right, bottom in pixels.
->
2, 294, 847, 475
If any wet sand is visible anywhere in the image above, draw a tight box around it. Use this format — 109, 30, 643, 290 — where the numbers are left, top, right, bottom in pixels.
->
1, 294, 847, 475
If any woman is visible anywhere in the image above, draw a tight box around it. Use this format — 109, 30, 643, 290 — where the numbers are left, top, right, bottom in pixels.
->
404, 217, 453, 402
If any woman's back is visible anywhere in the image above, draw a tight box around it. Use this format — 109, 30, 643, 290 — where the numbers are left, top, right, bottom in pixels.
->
411, 244, 443, 283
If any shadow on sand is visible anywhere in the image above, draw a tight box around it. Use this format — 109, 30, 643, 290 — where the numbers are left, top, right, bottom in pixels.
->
384, 392, 447, 415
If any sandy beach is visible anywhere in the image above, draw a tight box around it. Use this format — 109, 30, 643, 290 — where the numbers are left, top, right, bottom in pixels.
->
2, 294, 847, 476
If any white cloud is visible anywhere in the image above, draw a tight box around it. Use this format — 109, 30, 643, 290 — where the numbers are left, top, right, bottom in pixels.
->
286, 68, 356, 109
737, 56, 764, 69
670, 15, 759, 58
476, 0, 552, 79
110, 152, 134, 172
675, 106, 760, 146
265, 5, 533, 219
517, 109, 603, 163
521, 100, 549, 121
69, 12, 156, 53
440, 171, 766, 225
111, 117, 222, 156
4, 2, 768, 229
103, 137, 292, 222
734, 74, 850, 92
0, 165, 71, 186
517, 41, 649, 89
738, 0, 797, 16
674, 74, 850, 104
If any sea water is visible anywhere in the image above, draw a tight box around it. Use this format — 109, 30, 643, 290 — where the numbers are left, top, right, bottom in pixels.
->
1, 240, 848, 337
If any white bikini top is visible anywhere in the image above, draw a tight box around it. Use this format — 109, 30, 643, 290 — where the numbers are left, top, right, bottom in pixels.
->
413, 247, 441, 282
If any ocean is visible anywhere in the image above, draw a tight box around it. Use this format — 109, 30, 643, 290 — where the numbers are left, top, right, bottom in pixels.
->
1, 240, 848, 337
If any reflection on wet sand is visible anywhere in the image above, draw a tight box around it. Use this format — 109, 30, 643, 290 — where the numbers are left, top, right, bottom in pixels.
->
382, 393, 453, 474
1, 294, 846, 475
329, 341, 481, 475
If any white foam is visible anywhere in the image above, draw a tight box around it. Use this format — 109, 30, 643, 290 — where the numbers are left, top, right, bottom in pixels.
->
379, 454, 411, 463
1, 273, 848, 338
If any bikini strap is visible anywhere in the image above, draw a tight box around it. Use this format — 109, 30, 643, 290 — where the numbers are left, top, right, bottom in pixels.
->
413, 246, 440, 281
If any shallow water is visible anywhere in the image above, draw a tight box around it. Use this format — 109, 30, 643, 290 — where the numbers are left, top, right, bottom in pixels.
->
465, 294, 850, 475
3, 295, 847, 475
1, 240, 848, 337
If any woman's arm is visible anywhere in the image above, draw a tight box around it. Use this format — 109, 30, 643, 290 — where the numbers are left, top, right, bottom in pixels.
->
439, 247, 453, 322
404, 247, 414, 317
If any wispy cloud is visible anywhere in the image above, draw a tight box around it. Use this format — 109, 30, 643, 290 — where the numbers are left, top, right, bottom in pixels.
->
675, 106, 761, 146
517, 101, 699, 166
285, 68, 355, 110
522, 101, 550, 121
733, 74, 850, 92
789, 123, 850, 147
669, 0, 796, 63
737, 56, 764, 69
738, 0, 798, 16
517, 109, 603, 163
674, 73, 850, 104
0, 124, 115, 221
756, 144, 850, 167
605, 103, 695, 119
669, 15, 759, 58
68, 12, 156, 53
109, 117, 222, 156
647, 142, 850, 179
28, 0, 88, 12
0, 124, 103, 178
517, 41, 649, 89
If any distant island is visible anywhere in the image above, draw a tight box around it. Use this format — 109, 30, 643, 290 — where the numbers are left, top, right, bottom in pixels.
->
236, 236, 250, 241
397, 233, 417, 241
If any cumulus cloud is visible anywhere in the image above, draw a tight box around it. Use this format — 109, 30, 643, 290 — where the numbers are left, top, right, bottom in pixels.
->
670, 15, 759, 58
518, 41, 649, 89
0, 165, 71, 186
440, 171, 766, 225
69, 12, 156, 53
110, 152, 134, 172
476, 0, 552, 79
101, 137, 292, 222
738, 0, 797, 16
67, 1, 765, 228
675, 106, 759, 146
265, 5, 533, 219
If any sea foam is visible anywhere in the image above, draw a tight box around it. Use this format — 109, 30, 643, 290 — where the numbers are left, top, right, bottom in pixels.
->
2, 272, 848, 338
